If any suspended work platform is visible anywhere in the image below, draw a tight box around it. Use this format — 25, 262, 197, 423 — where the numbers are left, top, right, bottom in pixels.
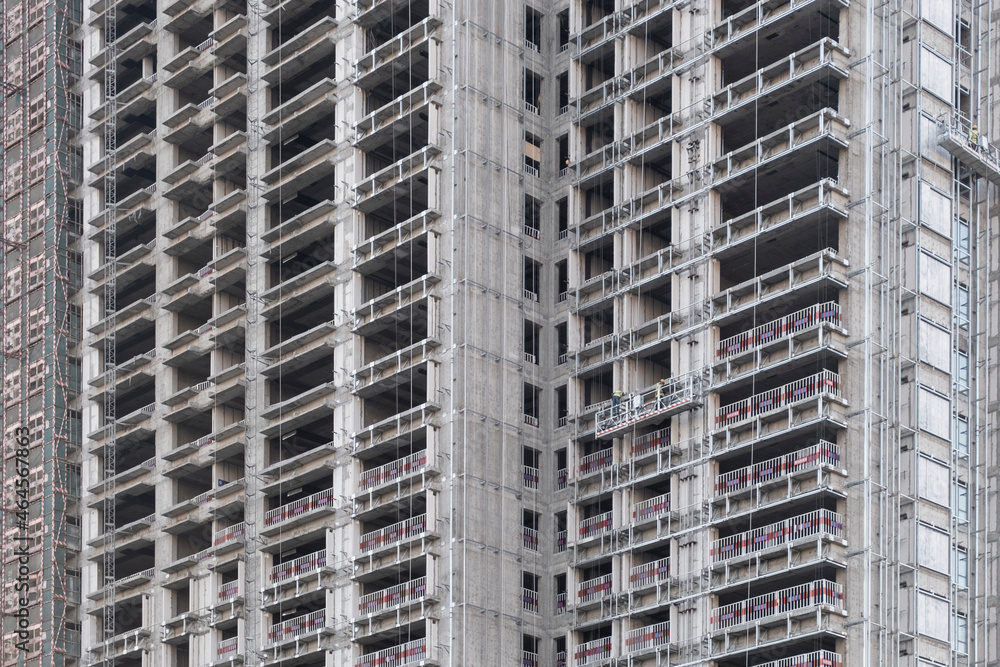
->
596, 372, 703, 437
938, 114, 1000, 185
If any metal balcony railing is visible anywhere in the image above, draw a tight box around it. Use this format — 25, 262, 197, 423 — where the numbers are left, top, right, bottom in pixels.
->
217, 637, 239, 657
522, 650, 539, 667
757, 650, 844, 667
358, 450, 428, 491
714, 441, 840, 495
218, 581, 239, 602
632, 493, 670, 522
711, 579, 844, 630
710, 509, 844, 563
577, 573, 612, 604
356, 638, 427, 667
625, 620, 669, 652
579, 511, 612, 540
264, 488, 335, 526
358, 576, 427, 615
716, 301, 842, 359
555, 591, 567, 614
359, 514, 427, 554
578, 447, 613, 475
270, 549, 327, 583
556, 530, 567, 552
522, 465, 539, 489
716, 370, 841, 427
556, 468, 568, 490
522, 588, 539, 613
574, 637, 611, 665
629, 557, 669, 589
522, 526, 539, 551
267, 609, 326, 644
631, 427, 669, 458
214, 522, 244, 546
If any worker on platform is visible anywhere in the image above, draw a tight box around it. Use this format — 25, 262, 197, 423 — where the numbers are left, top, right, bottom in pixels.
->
656, 378, 666, 407
612, 389, 623, 416
969, 124, 979, 150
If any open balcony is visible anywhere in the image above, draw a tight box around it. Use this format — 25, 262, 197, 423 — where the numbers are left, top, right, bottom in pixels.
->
628, 557, 669, 591
266, 609, 331, 646
269, 549, 329, 587
710, 38, 850, 124
262, 17, 337, 85
714, 441, 841, 497
755, 651, 844, 667
578, 512, 612, 542
710, 248, 849, 323
355, 638, 430, 667
357, 576, 429, 618
715, 302, 842, 363
710, 509, 844, 565
710, 579, 844, 633
261, 488, 335, 535
354, 17, 441, 90
359, 514, 429, 556
577, 573, 612, 606
358, 450, 430, 493
625, 621, 669, 655
574, 637, 611, 666
716, 370, 841, 429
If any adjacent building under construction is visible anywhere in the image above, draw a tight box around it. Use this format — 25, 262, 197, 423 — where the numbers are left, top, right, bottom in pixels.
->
3, 0, 1000, 666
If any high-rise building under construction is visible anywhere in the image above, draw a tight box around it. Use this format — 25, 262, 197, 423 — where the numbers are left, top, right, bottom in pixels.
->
2, 0, 1000, 666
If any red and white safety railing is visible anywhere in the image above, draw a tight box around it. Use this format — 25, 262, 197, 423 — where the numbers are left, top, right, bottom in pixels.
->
217, 637, 239, 657
522, 465, 540, 489
522, 650, 539, 667
214, 522, 244, 546
714, 441, 840, 495
556, 650, 567, 667
578, 511, 612, 540
359, 514, 427, 554
358, 576, 427, 615
577, 573, 612, 604
555, 592, 567, 614
556, 468, 568, 490
711, 579, 844, 630
522, 588, 539, 613
710, 508, 843, 563
556, 530, 567, 552
269, 549, 327, 584
596, 372, 700, 436
522, 526, 539, 551
267, 609, 326, 644
625, 620, 669, 652
355, 637, 427, 667
756, 650, 843, 667
716, 370, 840, 427
574, 637, 611, 665
264, 488, 335, 526
716, 301, 842, 359
578, 447, 613, 475
358, 450, 428, 491
631, 427, 669, 458
632, 493, 670, 522
629, 557, 669, 589
218, 581, 239, 602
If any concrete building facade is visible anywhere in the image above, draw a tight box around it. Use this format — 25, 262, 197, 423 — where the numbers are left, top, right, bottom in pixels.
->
3, 0, 1000, 666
